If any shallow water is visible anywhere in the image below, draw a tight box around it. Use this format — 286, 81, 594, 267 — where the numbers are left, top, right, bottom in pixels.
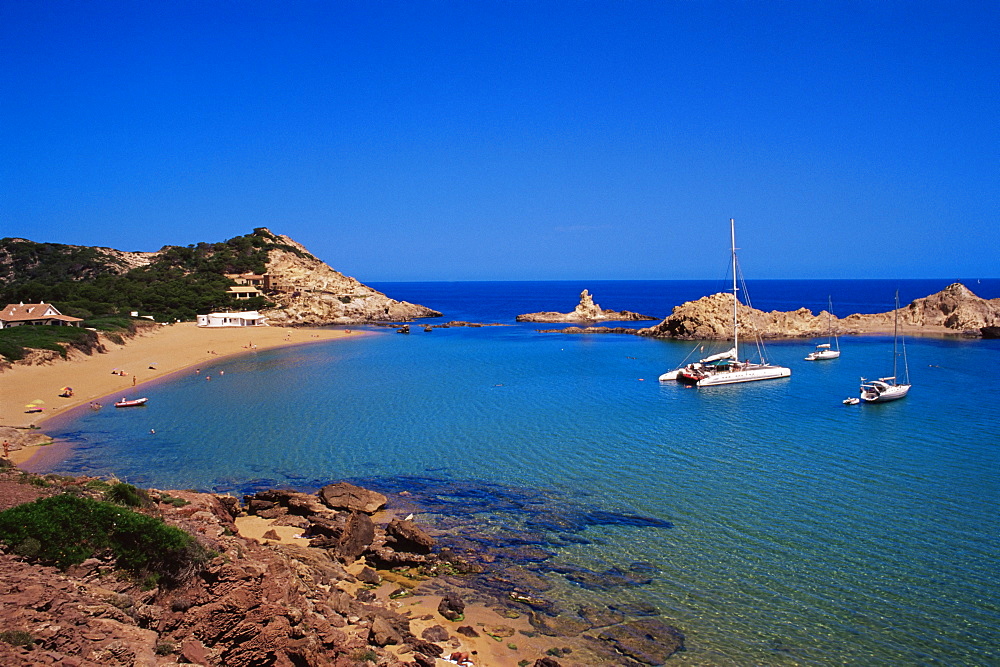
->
35, 280, 1000, 665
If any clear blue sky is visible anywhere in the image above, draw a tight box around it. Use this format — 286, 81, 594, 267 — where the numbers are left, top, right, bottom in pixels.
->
2, 1, 997, 281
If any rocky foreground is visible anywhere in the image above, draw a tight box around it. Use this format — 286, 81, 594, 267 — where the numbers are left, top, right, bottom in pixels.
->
0, 463, 686, 666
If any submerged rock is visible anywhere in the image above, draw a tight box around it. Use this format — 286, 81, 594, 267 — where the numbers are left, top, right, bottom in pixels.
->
597, 618, 686, 665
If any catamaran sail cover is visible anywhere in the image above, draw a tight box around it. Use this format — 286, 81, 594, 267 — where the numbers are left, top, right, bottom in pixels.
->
700, 347, 737, 363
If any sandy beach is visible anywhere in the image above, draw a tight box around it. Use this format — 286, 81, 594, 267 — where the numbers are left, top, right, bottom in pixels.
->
0, 322, 367, 464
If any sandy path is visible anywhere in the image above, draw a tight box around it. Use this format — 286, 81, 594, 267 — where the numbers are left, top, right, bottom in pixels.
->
1, 323, 371, 461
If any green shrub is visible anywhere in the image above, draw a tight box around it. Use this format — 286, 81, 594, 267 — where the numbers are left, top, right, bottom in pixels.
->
0, 630, 33, 647
158, 493, 190, 507
155, 641, 175, 655
104, 482, 152, 508
0, 494, 208, 586
0, 325, 101, 361
81, 316, 134, 332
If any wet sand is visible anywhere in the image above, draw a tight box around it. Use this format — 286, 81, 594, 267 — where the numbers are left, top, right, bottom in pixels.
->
1, 322, 369, 464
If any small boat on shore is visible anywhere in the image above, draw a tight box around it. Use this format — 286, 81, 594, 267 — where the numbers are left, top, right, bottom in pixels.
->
114, 397, 148, 408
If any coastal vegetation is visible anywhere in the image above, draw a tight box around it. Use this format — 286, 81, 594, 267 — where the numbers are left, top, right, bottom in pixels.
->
0, 228, 300, 322
0, 315, 156, 363
0, 322, 102, 362
0, 493, 208, 586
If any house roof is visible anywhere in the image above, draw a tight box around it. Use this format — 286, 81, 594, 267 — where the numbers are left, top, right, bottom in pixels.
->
0, 303, 83, 323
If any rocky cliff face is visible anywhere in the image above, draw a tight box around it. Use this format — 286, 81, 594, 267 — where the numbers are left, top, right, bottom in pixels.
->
638, 283, 1000, 340
260, 233, 441, 325
516, 289, 656, 323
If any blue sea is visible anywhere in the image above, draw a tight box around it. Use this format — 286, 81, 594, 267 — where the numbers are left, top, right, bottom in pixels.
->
33, 279, 1000, 666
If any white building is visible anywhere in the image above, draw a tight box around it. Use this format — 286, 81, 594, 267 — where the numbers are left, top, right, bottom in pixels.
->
196, 311, 268, 328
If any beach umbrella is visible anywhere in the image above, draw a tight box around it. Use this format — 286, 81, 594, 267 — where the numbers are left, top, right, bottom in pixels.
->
27, 399, 44, 405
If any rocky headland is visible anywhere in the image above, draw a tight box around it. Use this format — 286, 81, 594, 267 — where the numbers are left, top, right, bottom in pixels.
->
0, 462, 686, 666
257, 233, 442, 326
0, 230, 441, 327
620, 283, 998, 340
517, 290, 657, 324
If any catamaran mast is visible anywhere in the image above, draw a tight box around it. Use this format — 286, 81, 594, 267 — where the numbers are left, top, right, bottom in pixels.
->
730, 218, 738, 360
892, 291, 899, 383
828, 295, 838, 351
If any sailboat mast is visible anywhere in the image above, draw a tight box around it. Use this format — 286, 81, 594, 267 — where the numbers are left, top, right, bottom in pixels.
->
828, 295, 838, 351
892, 291, 899, 381
730, 218, 738, 359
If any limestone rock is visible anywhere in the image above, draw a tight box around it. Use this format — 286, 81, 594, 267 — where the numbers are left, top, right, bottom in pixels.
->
517, 290, 657, 323
260, 232, 442, 325
639, 283, 1000, 340
899, 282, 1000, 330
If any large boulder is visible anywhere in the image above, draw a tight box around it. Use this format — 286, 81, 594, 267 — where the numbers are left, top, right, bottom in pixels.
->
385, 518, 436, 554
319, 482, 387, 514
306, 511, 375, 562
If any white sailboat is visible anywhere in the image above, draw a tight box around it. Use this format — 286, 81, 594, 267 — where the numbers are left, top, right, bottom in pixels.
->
805, 296, 841, 360
859, 292, 911, 403
660, 219, 791, 386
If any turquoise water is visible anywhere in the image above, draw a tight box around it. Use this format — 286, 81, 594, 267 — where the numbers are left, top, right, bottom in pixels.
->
36, 280, 1000, 665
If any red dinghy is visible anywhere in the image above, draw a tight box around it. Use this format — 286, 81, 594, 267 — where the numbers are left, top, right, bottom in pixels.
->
114, 397, 148, 408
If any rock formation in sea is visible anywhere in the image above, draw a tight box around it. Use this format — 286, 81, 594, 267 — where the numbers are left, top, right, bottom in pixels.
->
637, 283, 1000, 340
257, 231, 442, 326
516, 290, 657, 323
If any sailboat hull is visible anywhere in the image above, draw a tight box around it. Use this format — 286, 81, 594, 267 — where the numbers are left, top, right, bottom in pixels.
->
861, 384, 910, 403
805, 350, 841, 360
694, 365, 791, 386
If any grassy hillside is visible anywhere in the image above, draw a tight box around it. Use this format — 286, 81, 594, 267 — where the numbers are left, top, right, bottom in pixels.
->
0, 228, 302, 322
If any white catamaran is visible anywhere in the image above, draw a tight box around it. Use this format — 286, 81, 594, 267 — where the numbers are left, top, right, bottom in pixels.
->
659, 219, 791, 386
859, 292, 911, 403
805, 296, 841, 360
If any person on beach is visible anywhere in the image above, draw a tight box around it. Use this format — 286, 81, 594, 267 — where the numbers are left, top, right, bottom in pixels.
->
3, 440, 9, 458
